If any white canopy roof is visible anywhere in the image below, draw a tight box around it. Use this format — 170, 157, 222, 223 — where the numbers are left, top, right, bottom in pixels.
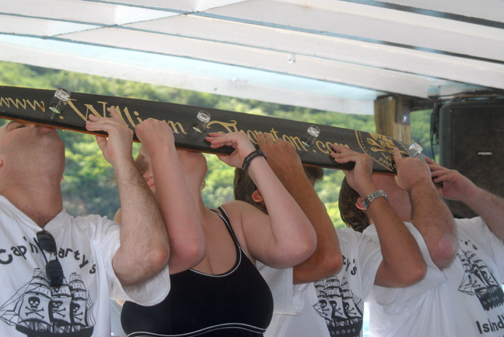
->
1, 0, 503, 114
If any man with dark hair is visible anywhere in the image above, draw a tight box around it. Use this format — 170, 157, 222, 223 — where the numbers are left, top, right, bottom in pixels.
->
233, 132, 443, 337
339, 156, 504, 336
339, 177, 369, 233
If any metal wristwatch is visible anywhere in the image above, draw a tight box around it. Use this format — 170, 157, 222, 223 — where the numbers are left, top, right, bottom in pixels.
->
363, 190, 388, 209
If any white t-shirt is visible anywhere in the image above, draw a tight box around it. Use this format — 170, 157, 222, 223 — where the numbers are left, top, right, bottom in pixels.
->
0, 196, 170, 337
259, 228, 384, 337
366, 218, 504, 337
110, 300, 127, 337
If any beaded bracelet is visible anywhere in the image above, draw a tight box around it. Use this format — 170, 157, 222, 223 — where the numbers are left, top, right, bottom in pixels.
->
242, 149, 268, 174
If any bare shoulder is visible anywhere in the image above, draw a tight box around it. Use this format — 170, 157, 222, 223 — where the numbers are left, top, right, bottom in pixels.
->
221, 200, 268, 225
222, 199, 261, 212
220, 200, 269, 253
219, 200, 250, 229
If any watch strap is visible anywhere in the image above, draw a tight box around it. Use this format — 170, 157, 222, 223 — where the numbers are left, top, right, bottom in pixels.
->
363, 190, 388, 209
242, 149, 268, 174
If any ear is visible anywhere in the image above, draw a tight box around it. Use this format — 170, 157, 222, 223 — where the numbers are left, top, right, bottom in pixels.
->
355, 197, 366, 211
114, 208, 122, 224
144, 175, 155, 188
60, 175, 64, 183
251, 189, 264, 203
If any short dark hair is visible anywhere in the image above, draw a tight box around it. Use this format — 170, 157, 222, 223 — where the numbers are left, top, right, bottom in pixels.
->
233, 166, 324, 215
304, 166, 324, 182
233, 168, 268, 214
338, 177, 369, 233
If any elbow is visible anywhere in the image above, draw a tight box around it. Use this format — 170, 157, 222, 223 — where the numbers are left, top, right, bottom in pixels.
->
279, 235, 317, 268
404, 262, 427, 286
191, 242, 206, 266
293, 253, 343, 284
431, 254, 456, 270
430, 234, 458, 270
386, 261, 427, 287
312, 250, 344, 277
177, 240, 206, 268
114, 240, 170, 287
292, 224, 317, 265
167, 239, 206, 274
325, 253, 344, 276
298, 232, 318, 264
292, 241, 317, 267
146, 243, 171, 273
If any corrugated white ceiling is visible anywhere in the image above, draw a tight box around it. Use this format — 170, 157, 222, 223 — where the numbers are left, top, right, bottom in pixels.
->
0, 0, 503, 114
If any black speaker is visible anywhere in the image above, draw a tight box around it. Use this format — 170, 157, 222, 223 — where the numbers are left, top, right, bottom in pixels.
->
439, 100, 504, 218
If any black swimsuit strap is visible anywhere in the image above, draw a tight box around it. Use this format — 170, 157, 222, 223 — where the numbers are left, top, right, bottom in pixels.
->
210, 206, 242, 250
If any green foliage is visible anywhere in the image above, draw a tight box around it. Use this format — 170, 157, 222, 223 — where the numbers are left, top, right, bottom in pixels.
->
61, 131, 118, 218
0, 61, 435, 228
202, 154, 235, 208
410, 109, 437, 159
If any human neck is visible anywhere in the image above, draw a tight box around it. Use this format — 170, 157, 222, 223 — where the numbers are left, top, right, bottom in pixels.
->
0, 181, 63, 228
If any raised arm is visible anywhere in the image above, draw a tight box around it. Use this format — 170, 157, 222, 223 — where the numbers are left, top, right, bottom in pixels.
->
135, 120, 205, 274
395, 154, 458, 270
257, 133, 342, 284
428, 157, 504, 241
85, 107, 169, 286
332, 146, 426, 287
206, 132, 316, 269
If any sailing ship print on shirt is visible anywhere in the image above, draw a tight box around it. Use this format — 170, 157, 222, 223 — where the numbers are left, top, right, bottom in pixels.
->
0, 268, 95, 336
313, 276, 364, 337
458, 239, 504, 311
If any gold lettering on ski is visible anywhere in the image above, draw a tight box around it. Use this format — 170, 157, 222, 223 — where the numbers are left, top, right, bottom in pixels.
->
316, 140, 330, 154
317, 141, 349, 154
269, 128, 280, 142
86, 102, 108, 118
246, 130, 259, 144
282, 135, 307, 152
207, 120, 239, 133
110, 105, 129, 125
66, 99, 189, 135
68, 98, 87, 121
25, 99, 45, 112
122, 107, 136, 127
0, 97, 45, 112
167, 121, 186, 135
134, 111, 143, 125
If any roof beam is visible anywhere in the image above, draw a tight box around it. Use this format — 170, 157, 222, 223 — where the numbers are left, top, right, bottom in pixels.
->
59, 26, 487, 97
92, 0, 247, 12
0, 15, 99, 36
354, 0, 504, 24
0, 37, 376, 114
0, 0, 176, 25
206, 0, 504, 62
126, 15, 504, 90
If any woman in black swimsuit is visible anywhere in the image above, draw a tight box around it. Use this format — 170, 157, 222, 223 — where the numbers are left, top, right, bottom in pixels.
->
117, 120, 317, 337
